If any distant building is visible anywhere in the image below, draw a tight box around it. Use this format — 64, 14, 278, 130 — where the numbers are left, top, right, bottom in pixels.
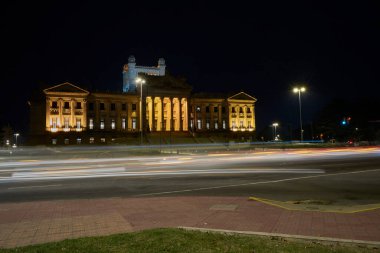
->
29, 57, 257, 144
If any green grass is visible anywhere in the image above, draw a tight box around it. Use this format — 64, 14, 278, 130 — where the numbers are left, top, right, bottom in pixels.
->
1, 228, 378, 253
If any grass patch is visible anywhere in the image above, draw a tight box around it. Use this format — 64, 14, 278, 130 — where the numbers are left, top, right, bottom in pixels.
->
1, 228, 378, 253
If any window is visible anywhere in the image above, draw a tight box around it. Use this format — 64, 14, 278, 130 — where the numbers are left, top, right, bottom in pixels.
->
206, 119, 210, 129
64, 118, 69, 129
232, 107, 236, 113
76, 118, 81, 129
240, 120, 244, 127
100, 103, 105, 110
52, 139, 57, 145
111, 103, 116, 111
196, 106, 201, 112
64, 138, 69, 145
122, 103, 127, 111
52, 101, 58, 108
222, 120, 226, 129
88, 103, 94, 111
100, 119, 105, 129
100, 138, 106, 143
52, 118, 58, 129
89, 118, 94, 130
214, 107, 218, 113
132, 104, 137, 111
214, 119, 218, 129
247, 107, 251, 113
76, 138, 81, 144
197, 119, 202, 130
122, 118, 126, 130
76, 102, 81, 109
111, 119, 116, 129
89, 137, 94, 144
222, 107, 226, 114
232, 120, 236, 128
190, 120, 193, 129
64, 102, 70, 109
206, 106, 210, 113
132, 118, 136, 129
248, 120, 251, 128
239, 107, 243, 113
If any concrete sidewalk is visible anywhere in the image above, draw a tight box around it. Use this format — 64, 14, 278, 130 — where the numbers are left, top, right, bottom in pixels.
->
0, 196, 379, 248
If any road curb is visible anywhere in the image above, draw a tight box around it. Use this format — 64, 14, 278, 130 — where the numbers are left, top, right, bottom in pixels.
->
179, 226, 380, 247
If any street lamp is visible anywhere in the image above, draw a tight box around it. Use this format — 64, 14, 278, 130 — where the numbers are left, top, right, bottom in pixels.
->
14, 133, 20, 147
293, 87, 306, 142
136, 77, 146, 145
272, 123, 279, 141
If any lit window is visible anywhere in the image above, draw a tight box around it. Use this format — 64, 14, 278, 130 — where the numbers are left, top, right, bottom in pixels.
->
206, 119, 210, 129
196, 106, 201, 112
111, 119, 116, 129
132, 118, 136, 130
240, 120, 244, 127
122, 118, 126, 130
52, 118, 58, 129
214, 119, 218, 129
222, 120, 226, 129
100, 138, 106, 143
197, 119, 202, 130
190, 120, 193, 129
52, 139, 57, 145
76, 118, 81, 129
89, 137, 94, 144
89, 118, 94, 130
64, 139, 69, 145
76, 138, 81, 144
100, 119, 105, 129
64, 118, 69, 130
248, 120, 251, 128
232, 120, 236, 128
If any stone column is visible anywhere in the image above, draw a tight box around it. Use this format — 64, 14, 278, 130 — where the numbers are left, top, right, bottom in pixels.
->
179, 98, 183, 131
160, 97, 164, 131
170, 97, 174, 131
152, 97, 156, 131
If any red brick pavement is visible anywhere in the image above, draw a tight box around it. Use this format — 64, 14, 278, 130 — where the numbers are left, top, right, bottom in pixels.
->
0, 196, 379, 248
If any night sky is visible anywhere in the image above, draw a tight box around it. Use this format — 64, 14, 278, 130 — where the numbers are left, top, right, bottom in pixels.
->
1, 1, 379, 135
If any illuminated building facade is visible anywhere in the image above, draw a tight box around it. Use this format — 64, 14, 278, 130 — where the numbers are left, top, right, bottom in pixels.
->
29, 57, 257, 144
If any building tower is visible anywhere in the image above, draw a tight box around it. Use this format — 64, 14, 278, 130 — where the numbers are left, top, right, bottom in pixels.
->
122, 56, 166, 93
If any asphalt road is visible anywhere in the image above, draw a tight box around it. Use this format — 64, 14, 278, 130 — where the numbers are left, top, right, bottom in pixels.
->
0, 146, 379, 205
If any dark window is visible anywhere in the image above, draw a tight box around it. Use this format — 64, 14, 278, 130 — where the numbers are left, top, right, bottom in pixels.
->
214, 107, 218, 113
88, 103, 94, 111
122, 103, 127, 111
239, 107, 243, 113
247, 107, 251, 113
206, 106, 210, 113
64, 102, 70, 109
132, 104, 137, 111
100, 103, 105, 110
222, 107, 226, 113
76, 102, 82, 109
52, 101, 58, 108
196, 106, 201, 112
111, 103, 116, 111
232, 107, 236, 113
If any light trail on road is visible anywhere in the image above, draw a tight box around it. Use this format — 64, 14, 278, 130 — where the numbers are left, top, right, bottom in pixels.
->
0, 147, 379, 183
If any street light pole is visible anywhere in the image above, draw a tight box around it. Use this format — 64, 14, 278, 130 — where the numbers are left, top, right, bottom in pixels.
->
293, 87, 306, 142
136, 78, 146, 145
272, 123, 278, 141
14, 133, 19, 147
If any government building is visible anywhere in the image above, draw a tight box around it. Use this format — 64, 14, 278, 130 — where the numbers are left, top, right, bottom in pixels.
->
29, 56, 257, 145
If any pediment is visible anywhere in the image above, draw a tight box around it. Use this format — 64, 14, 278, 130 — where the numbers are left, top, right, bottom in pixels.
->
228, 91, 257, 101
43, 82, 89, 94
